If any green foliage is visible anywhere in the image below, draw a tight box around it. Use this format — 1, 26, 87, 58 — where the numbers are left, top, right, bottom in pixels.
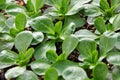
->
99, 31, 118, 57
44, 68, 58, 80
34, 40, 56, 60
5, 66, 26, 79
0, 50, 18, 69
93, 62, 108, 80
107, 52, 120, 66
17, 70, 39, 80
94, 17, 106, 34
15, 31, 33, 53
30, 60, 50, 75
15, 13, 26, 31
62, 35, 79, 58
62, 66, 88, 80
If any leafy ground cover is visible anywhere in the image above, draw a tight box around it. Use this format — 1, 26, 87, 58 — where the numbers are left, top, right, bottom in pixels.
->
0, 0, 120, 80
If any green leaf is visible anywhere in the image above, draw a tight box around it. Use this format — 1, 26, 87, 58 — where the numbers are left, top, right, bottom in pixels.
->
112, 14, 120, 31
10, 27, 20, 37
6, 4, 26, 16
51, 60, 78, 75
56, 53, 66, 61
0, 21, 10, 33
5, 66, 26, 79
47, 0, 70, 14
111, 0, 120, 6
93, 62, 108, 80
17, 70, 39, 80
0, 0, 6, 5
0, 41, 13, 52
31, 31, 44, 45
74, 29, 98, 40
30, 61, 50, 75
84, 5, 102, 17
46, 50, 58, 63
64, 14, 85, 28
34, 41, 56, 60
61, 0, 71, 14
6, 17, 14, 28
100, 0, 110, 11
27, 0, 46, 12
17, 48, 34, 66
0, 50, 18, 69
54, 21, 62, 35
15, 31, 33, 53
99, 31, 118, 56
60, 23, 76, 39
35, 0, 46, 12
107, 52, 120, 66
0, 33, 13, 41
112, 67, 120, 80
31, 16, 54, 34
44, 68, 58, 80
94, 17, 106, 34
62, 66, 88, 80
25, 48, 34, 59
66, 0, 91, 15
115, 34, 120, 50
15, 13, 26, 31
26, 0, 34, 12
0, 13, 6, 21
77, 38, 97, 60
62, 35, 79, 58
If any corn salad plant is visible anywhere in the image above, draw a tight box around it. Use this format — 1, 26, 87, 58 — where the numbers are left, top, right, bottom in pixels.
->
0, 0, 120, 80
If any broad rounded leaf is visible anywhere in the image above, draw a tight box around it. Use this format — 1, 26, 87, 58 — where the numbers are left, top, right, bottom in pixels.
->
46, 50, 58, 63
112, 67, 120, 80
0, 41, 14, 52
0, 50, 18, 69
17, 70, 39, 80
44, 68, 58, 80
64, 14, 85, 28
77, 38, 97, 59
60, 22, 76, 39
51, 60, 78, 75
0, 21, 9, 33
115, 34, 120, 50
31, 31, 44, 45
62, 35, 79, 57
30, 61, 50, 75
5, 66, 26, 79
34, 41, 56, 60
30, 16, 54, 34
66, 0, 91, 15
113, 14, 120, 31
15, 31, 33, 53
15, 13, 26, 30
107, 52, 120, 66
6, 17, 14, 28
6, 4, 26, 16
94, 17, 106, 34
99, 31, 118, 56
93, 62, 108, 80
62, 66, 88, 80
74, 29, 98, 40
